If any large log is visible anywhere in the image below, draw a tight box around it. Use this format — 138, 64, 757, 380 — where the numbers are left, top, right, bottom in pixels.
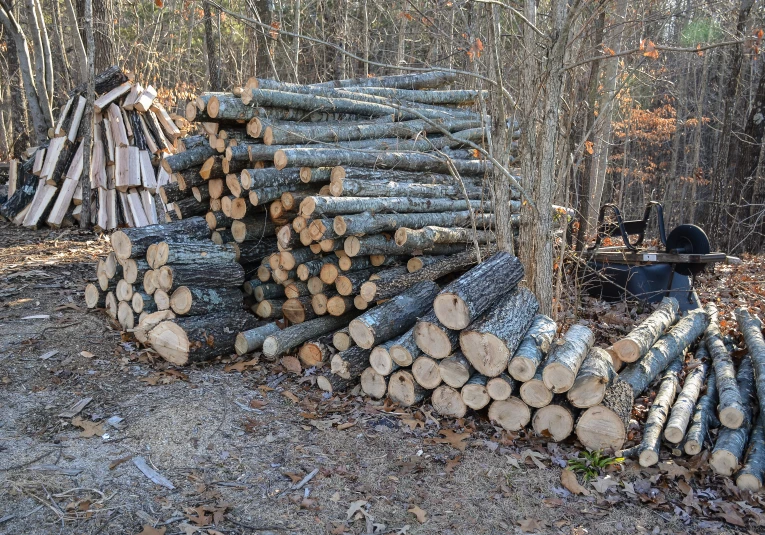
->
169, 286, 243, 316
432, 385, 468, 417
637, 359, 683, 467
611, 297, 679, 363
234, 322, 281, 355
459, 288, 539, 377
705, 303, 745, 429
734, 308, 765, 427
532, 399, 577, 442
438, 352, 474, 389
736, 416, 765, 491
414, 311, 460, 360
433, 251, 523, 330
151, 241, 238, 269
683, 368, 720, 455
301, 195, 488, 218
111, 217, 211, 260
541, 324, 596, 394
395, 226, 495, 249
262, 313, 358, 358
156, 262, 245, 292
507, 314, 558, 382
575, 379, 634, 451
334, 210, 491, 237
488, 398, 531, 431
619, 308, 709, 398
388, 370, 428, 407
567, 347, 617, 409
711, 358, 756, 476
331, 346, 372, 380
360, 246, 494, 303
147, 310, 258, 365
348, 281, 440, 349
343, 235, 468, 258
664, 358, 709, 443
331, 178, 484, 199
231, 217, 278, 242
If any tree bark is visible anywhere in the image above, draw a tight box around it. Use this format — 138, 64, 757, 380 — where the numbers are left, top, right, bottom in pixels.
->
335, 210, 492, 238
203, 2, 222, 91
262, 313, 358, 358
735, 307, 765, 424
711, 357, 756, 476
664, 358, 709, 444
301, 195, 489, 218
611, 297, 680, 363
736, 415, 765, 491
168, 286, 243, 316
541, 324, 595, 394
507, 314, 558, 382
331, 179, 484, 200
157, 262, 245, 293
343, 235, 468, 258
683, 368, 720, 456
395, 226, 496, 249
637, 359, 683, 467
706, 303, 746, 429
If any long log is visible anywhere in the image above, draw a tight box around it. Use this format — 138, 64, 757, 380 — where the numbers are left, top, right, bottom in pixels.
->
169, 286, 243, 316
664, 358, 709, 443
575, 379, 634, 451
736, 416, 765, 491
111, 217, 211, 260
151, 241, 238, 269
488, 398, 531, 431
157, 262, 245, 292
343, 235, 468, 258
348, 281, 440, 349
541, 324, 596, 394
360, 246, 493, 302
234, 322, 281, 355
262, 313, 358, 358
301, 195, 488, 218
507, 314, 558, 382
299, 339, 332, 368
395, 226, 495, 249
310, 71, 458, 90
254, 299, 283, 319
611, 297, 679, 363
567, 347, 617, 409
161, 144, 217, 173
683, 368, 720, 455
711, 357, 756, 476
334, 210, 493, 238
231, 217, 278, 242
433, 251, 523, 330
619, 308, 709, 398
637, 359, 683, 467
338, 87, 484, 105
147, 310, 258, 365
331, 178, 484, 199
734, 308, 765, 427
705, 303, 745, 429
331, 346, 372, 380
459, 288, 539, 377
388, 370, 428, 407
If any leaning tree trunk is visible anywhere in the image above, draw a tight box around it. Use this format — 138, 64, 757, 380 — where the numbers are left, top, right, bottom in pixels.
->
711, 357, 756, 476
637, 359, 683, 467
611, 297, 679, 363
433, 251, 524, 330
507, 314, 558, 382
706, 303, 745, 429
541, 324, 595, 393
459, 288, 539, 377
664, 357, 709, 443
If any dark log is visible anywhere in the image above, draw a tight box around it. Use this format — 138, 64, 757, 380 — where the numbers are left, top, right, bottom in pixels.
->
330, 346, 372, 380
664, 357, 710, 443
433, 251, 523, 330
331, 178, 484, 199
169, 286, 243, 316
612, 297, 679, 363
335, 268, 381, 296
253, 283, 285, 302
262, 313, 359, 358
637, 359, 683, 467
316, 372, 357, 394
1, 157, 38, 219
683, 368, 720, 455
488, 398, 531, 431
234, 322, 281, 355
711, 358, 756, 476
567, 347, 617, 408
620, 309, 709, 398
705, 303, 745, 428
326, 295, 355, 316
156, 262, 245, 292
121, 258, 150, 285
161, 144, 217, 173
111, 217, 210, 260
231, 216, 278, 242
233, 238, 280, 265
332, 328, 354, 352
460, 288, 539, 377
349, 281, 440, 349
736, 415, 765, 491
254, 299, 283, 319
507, 314, 558, 382
297, 256, 340, 281
369, 339, 398, 376
151, 241, 238, 269
147, 310, 258, 365
284, 281, 310, 299
283, 296, 318, 324
575, 379, 634, 451
334, 210, 492, 237
330, 166, 483, 185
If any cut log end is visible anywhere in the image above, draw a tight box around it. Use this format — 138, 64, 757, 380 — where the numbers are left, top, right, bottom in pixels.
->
488, 398, 531, 431
412, 356, 442, 389
542, 362, 576, 394
719, 406, 745, 430
567, 376, 608, 409
575, 405, 627, 451
84, 283, 102, 308
508, 357, 536, 383
710, 450, 739, 476
519, 380, 553, 408
532, 405, 574, 442
146, 321, 190, 366
433, 291, 471, 330
361, 368, 387, 399
432, 385, 467, 418
349, 318, 375, 349
663, 426, 685, 445
459, 330, 510, 377
234, 333, 250, 356
736, 473, 762, 492
388, 370, 426, 407
415, 321, 457, 360
169, 286, 192, 315
611, 338, 641, 363
638, 449, 660, 468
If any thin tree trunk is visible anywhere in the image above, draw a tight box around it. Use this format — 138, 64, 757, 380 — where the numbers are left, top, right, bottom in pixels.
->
203, 1, 222, 91
63, 0, 87, 83
3, 28, 29, 156
80, 0, 94, 228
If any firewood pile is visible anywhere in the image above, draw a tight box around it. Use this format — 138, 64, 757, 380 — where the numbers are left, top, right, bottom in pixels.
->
0, 66, 190, 229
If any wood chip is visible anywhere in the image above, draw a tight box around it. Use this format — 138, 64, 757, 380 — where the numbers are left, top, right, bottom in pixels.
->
132, 456, 175, 489
58, 397, 93, 418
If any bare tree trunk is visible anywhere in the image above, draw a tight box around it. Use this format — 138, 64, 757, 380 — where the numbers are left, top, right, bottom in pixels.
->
23, 0, 53, 124
688, 53, 710, 224
80, 0, 94, 228
64, 0, 87, 83
50, 0, 73, 91
203, 1, 222, 91
292, 0, 301, 80
33, 0, 53, 107
2, 28, 29, 156
93, 0, 115, 72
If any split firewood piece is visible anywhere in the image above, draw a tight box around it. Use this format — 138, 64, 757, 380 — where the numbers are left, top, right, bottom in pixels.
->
389, 328, 419, 367
519, 369, 553, 409
682, 368, 720, 455
486, 373, 517, 401
611, 297, 679, 363
461, 374, 490, 410
664, 357, 710, 443
148, 310, 258, 365
620, 308, 709, 398
705, 303, 745, 429
93, 81, 131, 112
711, 357, 756, 476
169, 287, 243, 316
332, 328, 353, 352
349, 281, 440, 349
460, 288, 539, 377
111, 216, 210, 260
359, 246, 491, 302
438, 352, 474, 389
361, 368, 388, 400
488, 397, 531, 431
636, 359, 683, 467
414, 310, 460, 360
532, 397, 577, 442
507, 314, 558, 382
369, 340, 399, 376
734, 308, 765, 423
412, 355, 442, 389
388, 370, 428, 407
736, 416, 765, 491
254, 299, 284, 320
134, 85, 158, 113
567, 347, 617, 409
263, 314, 358, 359
298, 339, 332, 368
433, 251, 523, 330
156, 262, 245, 293
541, 324, 595, 393
575, 379, 634, 452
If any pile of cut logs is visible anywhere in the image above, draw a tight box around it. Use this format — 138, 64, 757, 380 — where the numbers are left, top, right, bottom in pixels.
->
0, 66, 189, 229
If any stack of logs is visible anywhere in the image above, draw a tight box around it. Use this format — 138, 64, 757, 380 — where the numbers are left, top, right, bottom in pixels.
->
0, 66, 190, 229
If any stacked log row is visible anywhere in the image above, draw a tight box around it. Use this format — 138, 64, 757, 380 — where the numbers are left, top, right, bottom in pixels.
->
1, 65, 192, 229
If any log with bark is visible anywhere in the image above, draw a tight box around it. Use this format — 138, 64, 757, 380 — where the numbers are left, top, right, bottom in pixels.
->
488, 397, 531, 431
461, 374, 491, 410
343, 234, 468, 258
706, 303, 745, 429
507, 314, 558, 382
301, 195, 489, 218
438, 352, 474, 389
682, 368, 720, 456
111, 216, 211, 259
234, 322, 281, 355
459, 288, 539, 377
331, 179, 484, 199
150, 240, 238, 269
711, 357, 756, 476
664, 357, 709, 444
519, 369, 553, 409
388, 370, 428, 407
147, 310, 258, 365
156, 262, 245, 292
566, 347, 617, 409
262, 313, 358, 358
332, 328, 353, 352
611, 297, 679, 363
361, 368, 388, 399
486, 374, 517, 401
575, 379, 635, 451
369, 340, 399, 376
541, 324, 595, 394
395, 226, 495, 249
254, 299, 283, 319
331, 346, 372, 380
736, 416, 765, 491
637, 358, 683, 467
169, 286, 243, 316
734, 308, 765, 426
412, 355, 442, 390
349, 281, 440, 349
389, 328, 420, 367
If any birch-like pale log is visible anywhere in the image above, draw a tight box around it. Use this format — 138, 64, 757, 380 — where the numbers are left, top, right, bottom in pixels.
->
611, 297, 679, 363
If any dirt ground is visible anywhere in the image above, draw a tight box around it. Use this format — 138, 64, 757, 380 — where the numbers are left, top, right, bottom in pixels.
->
0, 223, 761, 535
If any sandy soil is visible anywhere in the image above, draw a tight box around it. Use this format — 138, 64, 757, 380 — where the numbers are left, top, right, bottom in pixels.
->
0, 222, 755, 535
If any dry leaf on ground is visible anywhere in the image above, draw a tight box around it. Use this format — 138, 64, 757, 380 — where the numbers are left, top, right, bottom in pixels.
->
136, 526, 166, 535
346, 500, 368, 520
224, 358, 259, 373
281, 355, 302, 374
591, 476, 619, 493
282, 391, 300, 403
424, 429, 470, 451
72, 416, 105, 438
408, 505, 427, 523
519, 518, 544, 532
561, 469, 589, 495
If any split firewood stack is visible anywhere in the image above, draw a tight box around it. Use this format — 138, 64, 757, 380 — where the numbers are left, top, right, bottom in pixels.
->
0, 66, 191, 229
